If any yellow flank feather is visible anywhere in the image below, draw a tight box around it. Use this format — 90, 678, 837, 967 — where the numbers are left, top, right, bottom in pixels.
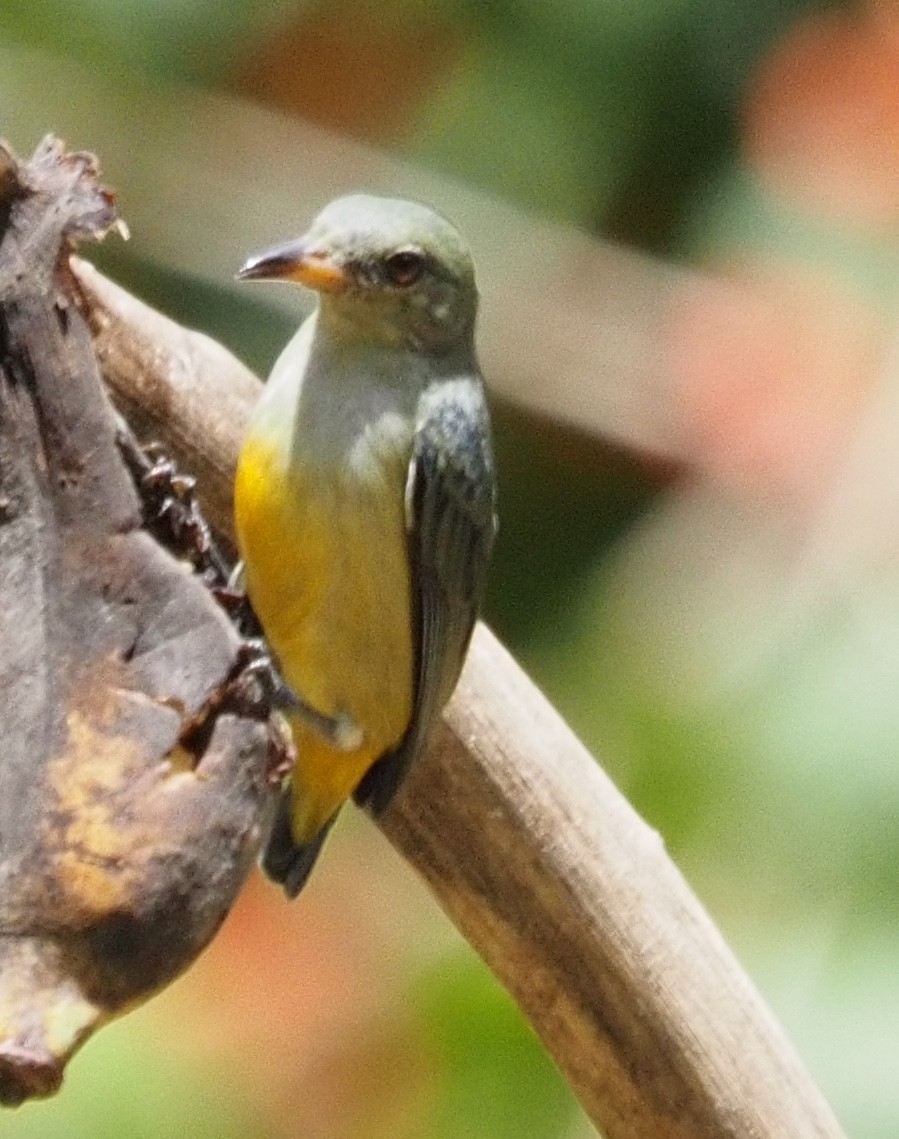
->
234, 430, 414, 843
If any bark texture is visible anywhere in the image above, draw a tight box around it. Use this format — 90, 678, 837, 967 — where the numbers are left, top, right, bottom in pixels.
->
0, 138, 278, 1106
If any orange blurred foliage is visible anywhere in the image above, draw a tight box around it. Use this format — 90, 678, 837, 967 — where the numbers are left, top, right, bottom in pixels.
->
664, 4, 899, 502
745, 3, 899, 231
665, 265, 889, 501
141, 830, 441, 1139
231, 3, 468, 145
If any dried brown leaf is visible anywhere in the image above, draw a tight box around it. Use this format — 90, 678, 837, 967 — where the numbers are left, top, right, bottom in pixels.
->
0, 137, 278, 1106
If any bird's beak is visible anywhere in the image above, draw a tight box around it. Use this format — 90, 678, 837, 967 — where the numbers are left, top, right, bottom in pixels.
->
236, 239, 347, 292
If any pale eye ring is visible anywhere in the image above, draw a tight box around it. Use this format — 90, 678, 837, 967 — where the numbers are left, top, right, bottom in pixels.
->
384, 248, 425, 287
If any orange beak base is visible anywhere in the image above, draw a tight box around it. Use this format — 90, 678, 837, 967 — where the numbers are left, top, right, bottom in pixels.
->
237, 240, 347, 291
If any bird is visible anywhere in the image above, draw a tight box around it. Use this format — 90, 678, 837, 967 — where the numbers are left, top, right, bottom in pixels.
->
234, 194, 496, 897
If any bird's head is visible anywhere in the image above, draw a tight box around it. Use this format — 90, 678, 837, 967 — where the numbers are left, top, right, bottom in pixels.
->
238, 194, 478, 354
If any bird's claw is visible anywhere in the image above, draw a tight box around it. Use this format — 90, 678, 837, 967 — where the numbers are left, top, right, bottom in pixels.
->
115, 426, 231, 586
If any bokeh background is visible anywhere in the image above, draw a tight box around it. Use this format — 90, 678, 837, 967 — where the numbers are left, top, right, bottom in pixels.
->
3, 1, 898, 1136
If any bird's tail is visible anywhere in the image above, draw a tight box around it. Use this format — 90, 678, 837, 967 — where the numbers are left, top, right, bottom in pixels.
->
262, 790, 337, 898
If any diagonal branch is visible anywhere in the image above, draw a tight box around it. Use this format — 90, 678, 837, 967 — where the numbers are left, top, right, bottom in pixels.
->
74, 258, 846, 1139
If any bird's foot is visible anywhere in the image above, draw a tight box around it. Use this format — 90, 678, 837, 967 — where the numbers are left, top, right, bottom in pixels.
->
115, 424, 231, 587
272, 683, 363, 751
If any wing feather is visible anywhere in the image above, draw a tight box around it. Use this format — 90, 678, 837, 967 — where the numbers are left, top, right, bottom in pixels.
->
354, 375, 496, 813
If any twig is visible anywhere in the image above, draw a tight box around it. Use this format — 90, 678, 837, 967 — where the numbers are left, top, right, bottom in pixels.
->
74, 258, 847, 1139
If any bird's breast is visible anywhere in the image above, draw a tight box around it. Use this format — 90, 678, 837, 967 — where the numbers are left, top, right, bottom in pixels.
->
235, 414, 415, 756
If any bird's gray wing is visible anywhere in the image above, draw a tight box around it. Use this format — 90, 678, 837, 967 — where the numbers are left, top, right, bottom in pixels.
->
354, 375, 496, 814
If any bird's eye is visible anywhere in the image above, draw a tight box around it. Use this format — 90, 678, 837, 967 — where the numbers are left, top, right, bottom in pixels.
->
384, 249, 425, 287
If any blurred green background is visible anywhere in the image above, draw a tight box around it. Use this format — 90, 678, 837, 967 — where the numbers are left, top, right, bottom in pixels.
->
3, 1, 898, 1136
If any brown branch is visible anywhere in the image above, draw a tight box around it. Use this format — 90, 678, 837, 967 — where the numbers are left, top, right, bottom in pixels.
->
74, 258, 847, 1139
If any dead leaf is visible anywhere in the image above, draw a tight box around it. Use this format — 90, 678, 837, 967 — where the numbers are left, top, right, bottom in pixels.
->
0, 137, 279, 1105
